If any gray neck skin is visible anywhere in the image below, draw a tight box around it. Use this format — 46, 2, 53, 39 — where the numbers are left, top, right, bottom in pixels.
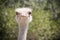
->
18, 17, 29, 40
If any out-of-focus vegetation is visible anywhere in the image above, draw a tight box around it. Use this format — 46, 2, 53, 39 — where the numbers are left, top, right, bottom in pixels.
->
0, 0, 60, 40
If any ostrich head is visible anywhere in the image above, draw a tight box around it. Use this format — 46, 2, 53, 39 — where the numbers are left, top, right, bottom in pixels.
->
15, 7, 32, 24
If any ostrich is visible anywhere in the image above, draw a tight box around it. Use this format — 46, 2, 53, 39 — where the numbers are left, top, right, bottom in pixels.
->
15, 7, 32, 40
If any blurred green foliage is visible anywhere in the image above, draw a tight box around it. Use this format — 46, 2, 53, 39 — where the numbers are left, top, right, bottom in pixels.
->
0, 0, 60, 40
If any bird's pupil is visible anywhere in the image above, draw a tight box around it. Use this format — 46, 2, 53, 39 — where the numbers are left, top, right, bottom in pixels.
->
16, 12, 19, 15
29, 12, 31, 15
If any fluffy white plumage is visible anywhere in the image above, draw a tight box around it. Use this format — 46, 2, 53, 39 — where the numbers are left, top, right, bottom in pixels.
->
15, 8, 32, 13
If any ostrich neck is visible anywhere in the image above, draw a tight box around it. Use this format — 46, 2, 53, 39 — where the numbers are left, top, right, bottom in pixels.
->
18, 17, 29, 40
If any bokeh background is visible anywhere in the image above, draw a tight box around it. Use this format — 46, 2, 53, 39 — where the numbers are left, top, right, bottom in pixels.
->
0, 0, 60, 40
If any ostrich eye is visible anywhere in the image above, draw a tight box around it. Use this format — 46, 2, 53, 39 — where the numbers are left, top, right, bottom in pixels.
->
28, 12, 31, 15
16, 12, 19, 15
